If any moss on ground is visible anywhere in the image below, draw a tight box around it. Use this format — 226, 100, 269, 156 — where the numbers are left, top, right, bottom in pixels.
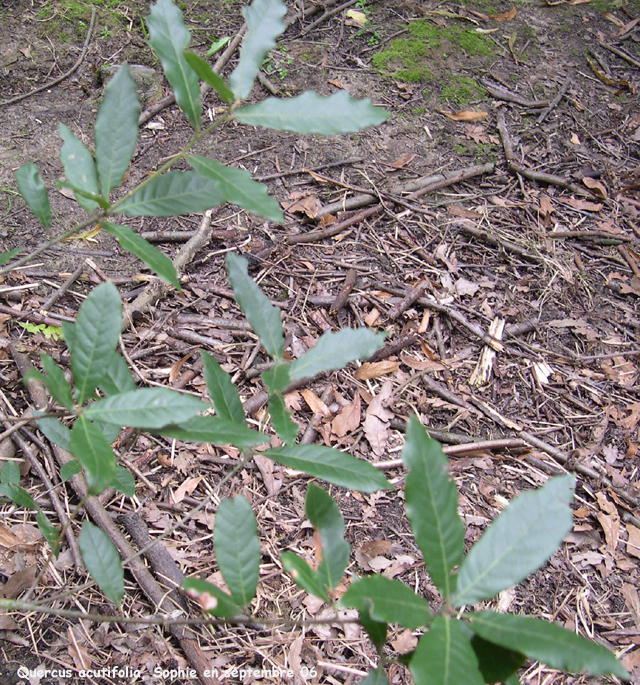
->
440, 75, 485, 105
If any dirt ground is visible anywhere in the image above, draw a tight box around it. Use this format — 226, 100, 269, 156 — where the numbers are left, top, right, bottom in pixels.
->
1, 0, 640, 683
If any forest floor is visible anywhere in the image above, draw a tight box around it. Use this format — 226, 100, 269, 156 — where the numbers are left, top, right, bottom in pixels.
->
1, 0, 640, 684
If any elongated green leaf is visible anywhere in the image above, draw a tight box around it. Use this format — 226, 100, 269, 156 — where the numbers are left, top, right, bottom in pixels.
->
97, 352, 136, 396
469, 634, 525, 685
264, 445, 390, 492
95, 63, 140, 197
359, 669, 389, 685
280, 552, 328, 601
36, 417, 72, 452
117, 171, 222, 216
402, 415, 464, 601
181, 578, 240, 617
454, 475, 575, 607
359, 605, 388, 651
341, 575, 431, 629
102, 222, 180, 290
200, 351, 245, 424
58, 123, 100, 213
290, 329, 386, 381
70, 281, 121, 404
469, 612, 629, 679
228, 0, 287, 100
268, 393, 298, 445
0, 248, 22, 266
15, 163, 51, 228
92, 419, 120, 445
60, 460, 82, 482
187, 154, 283, 222
214, 496, 260, 606
1, 483, 38, 510
78, 520, 123, 605
262, 363, 291, 394
84, 388, 206, 428
0, 461, 20, 485
36, 510, 60, 557
305, 483, 349, 591
147, 0, 201, 128
410, 616, 484, 685
69, 416, 116, 495
235, 91, 390, 134
40, 354, 73, 409
226, 252, 284, 361
183, 51, 234, 104
158, 415, 266, 449
112, 465, 135, 496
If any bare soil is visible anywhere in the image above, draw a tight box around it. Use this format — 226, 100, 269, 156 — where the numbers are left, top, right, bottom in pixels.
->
1, 0, 640, 684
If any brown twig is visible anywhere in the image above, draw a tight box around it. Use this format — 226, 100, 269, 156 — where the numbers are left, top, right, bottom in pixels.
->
481, 78, 549, 107
536, 73, 572, 125
387, 281, 430, 320
299, 0, 359, 35
41, 263, 85, 311
140, 229, 237, 243
331, 269, 357, 314
286, 205, 383, 245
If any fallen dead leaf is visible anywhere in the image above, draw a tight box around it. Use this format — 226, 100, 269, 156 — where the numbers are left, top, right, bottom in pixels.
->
172, 475, 203, 503
436, 109, 488, 121
392, 629, 418, 653
301, 389, 332, 418
331, 393, 361, 437
595, 492, 620, 550
345, 9, 367, 26
559, 197, 603, 212
282, 194, 322, 219
363, 380, 394, 456
489, 6, 516, 20
582, 176, 607, 198
626, 523, 640, 560
327, 78, 347, 90
254, 453, 282, 496
354, 360, 399, 380
2, 566, 37, 599
390, 153, 416, 169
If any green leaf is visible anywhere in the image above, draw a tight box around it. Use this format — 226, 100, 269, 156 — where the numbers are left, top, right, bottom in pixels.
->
97, 352, 136, 396
94, 63, 140, 197
359, 669, 389, 685
261, 363, 291, 394
60, 460, 82, 482
205, 36, 231, 57
410, 616, 484, 685
200, 351, 245, 424
158, 415, 267, 449
69, 416, 116, 495
290, 329, 386, 381
268, 392, 298, 445
214, 496, 260, 606
2, 483, 38, 510
15, 163, 51, 228
112, 465, 135, 497
84, 388, 206, 429
70, 281, 122, 404
263, 445, 390, 493
454, 475, 575, 607
58, 123, 100, 214
36, 417, 72, 452
0, 461, 20, 485
102, 222, 180, 290
358, 605, 388, 651
36, 510, 60, 557
78, 520, 124, 605
469, 612, 629, 679
305, 483, 349, 591
92, 419, 120, 445
280, 552, 327, 601
226, 252, 284, 361
341, 575, 431, 629
183, 51, 234, 104
40, 354, 74, 409
181, 577, 240, 617
234, 91, 390, 134
402, 415, 464, 601
187, 154, 283, 222
228, 0, 287, 100
147, 0, 201, 128
469, 634, 525, 685
0, 248, 22, 266
117, 171, 222, 216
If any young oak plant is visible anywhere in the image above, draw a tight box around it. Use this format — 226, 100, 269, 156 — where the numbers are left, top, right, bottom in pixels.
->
280, 419, 629, 685
5, 0, 388, 278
